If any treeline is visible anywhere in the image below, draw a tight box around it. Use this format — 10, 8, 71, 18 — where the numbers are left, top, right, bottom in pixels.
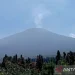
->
0, 50, 75, 75
1, 54, 44, 71
56, 50, 75, 65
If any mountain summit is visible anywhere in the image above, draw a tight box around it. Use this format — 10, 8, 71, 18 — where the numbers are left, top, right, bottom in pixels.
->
0, 28, 75, 57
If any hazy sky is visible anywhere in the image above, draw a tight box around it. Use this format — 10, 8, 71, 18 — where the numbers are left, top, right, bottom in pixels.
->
0, 0, 75, 38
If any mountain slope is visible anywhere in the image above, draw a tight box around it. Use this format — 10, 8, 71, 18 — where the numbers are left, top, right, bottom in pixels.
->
0, 28, 75, 57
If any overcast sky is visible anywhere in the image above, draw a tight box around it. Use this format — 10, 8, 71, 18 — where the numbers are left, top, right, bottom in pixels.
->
0, 0, 75, 38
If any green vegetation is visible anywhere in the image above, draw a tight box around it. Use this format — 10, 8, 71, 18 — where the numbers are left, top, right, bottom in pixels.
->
0, 50, 75, 75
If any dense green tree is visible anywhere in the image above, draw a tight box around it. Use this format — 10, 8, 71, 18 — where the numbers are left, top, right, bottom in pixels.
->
36, 55, 43, 71
20, 55, 24, 64
63, 52, 66, 59
56, 50, 61, 65
1, 54, 8, 69
12, 54, 18, 63
69, 51, 74, 65
27, 57, 31, 64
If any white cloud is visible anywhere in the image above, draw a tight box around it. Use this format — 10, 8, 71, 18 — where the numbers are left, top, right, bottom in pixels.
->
32, 4, 51, 28
69, 33, 75, 38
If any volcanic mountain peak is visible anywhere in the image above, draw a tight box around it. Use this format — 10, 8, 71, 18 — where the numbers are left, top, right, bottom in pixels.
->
0, 28, 75, 57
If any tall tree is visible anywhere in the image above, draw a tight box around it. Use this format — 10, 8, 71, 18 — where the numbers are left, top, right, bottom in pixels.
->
36, 55, 43, 71
69, 51, 74, 65
63, 52, 66, 59
20, 55, 24, 64
56, 50, 61, 65
1, 54, 8, 69
12, 54, 18, 63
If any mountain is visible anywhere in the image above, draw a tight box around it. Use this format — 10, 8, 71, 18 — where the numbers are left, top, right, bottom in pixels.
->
0, 28, 75, 57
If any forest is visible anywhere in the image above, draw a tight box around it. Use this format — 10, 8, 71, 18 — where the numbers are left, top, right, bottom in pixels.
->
0, 50, 74, 75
